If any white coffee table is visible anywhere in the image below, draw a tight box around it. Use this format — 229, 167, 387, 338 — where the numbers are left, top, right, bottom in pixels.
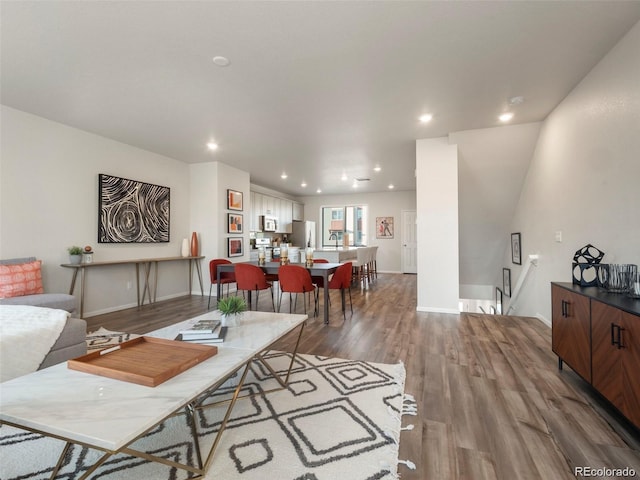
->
0, 311, 307, 479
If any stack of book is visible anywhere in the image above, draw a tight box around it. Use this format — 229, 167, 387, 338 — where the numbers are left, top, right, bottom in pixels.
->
176, 319, 227, 344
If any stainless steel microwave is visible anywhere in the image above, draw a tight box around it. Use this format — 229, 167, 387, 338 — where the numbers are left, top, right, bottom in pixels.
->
259, 215, 277, 232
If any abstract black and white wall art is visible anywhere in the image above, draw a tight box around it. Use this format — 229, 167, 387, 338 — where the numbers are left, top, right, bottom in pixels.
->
98, 174, 170, 243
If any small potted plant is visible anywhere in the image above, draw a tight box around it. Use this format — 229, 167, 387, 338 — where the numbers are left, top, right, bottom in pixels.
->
67, 246, 83, 264
217, 296, 247, 327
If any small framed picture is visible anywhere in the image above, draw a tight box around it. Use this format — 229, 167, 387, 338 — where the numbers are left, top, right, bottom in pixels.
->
511, 232, 522, 265
228, 237, 243, 257
496, 287, 503, 315
503, 268, 512, 297
376, 216, 394, 239
227, 189, 243, 211
228, 213, 243, 234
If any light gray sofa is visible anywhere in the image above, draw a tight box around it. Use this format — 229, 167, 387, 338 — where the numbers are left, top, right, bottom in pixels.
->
1, 257, 87, 368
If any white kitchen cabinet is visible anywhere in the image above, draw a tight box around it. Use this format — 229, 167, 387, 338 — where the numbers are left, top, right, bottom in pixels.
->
292, 202, 304, 221
263, 195, 276, 216
278, 198, 293, 233
249, 190, 303, 233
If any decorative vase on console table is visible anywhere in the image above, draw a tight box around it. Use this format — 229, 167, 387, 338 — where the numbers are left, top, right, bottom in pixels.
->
181, 238, 189, 257
190, 232, 199, 257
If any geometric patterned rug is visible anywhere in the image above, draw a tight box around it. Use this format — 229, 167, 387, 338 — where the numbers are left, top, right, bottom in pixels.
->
0, 351, 416, 479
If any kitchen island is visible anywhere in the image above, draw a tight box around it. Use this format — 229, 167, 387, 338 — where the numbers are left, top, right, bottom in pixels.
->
313, 247, 358, 263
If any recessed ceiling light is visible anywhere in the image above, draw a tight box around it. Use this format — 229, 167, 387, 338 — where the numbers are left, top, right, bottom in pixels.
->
301, 181, 307, 188
341, 173, 348, 182
419, 114, 433, 123
388, 184, 394, 189
499, 112, 514, 122
281, 172, 288, 179
352, 181, 358, 188
374, 166, 381, 172
207, 142, 218, 150
212, 56, 230, 67
316, 188, 322, 193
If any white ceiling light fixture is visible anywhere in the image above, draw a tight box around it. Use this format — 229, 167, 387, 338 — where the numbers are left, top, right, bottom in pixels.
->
316, 188, 322, 194
388, 184, 395, 189
341, 173, 348, 182
352, 180, 358, 188
207, 141, 218, 150
419, 113, 433, 123
281, 172, 288, 179
212, 56, 230, 67
499, 112, 514, 122
508, 95, 525, 105
301, 181, 307, 187
374, 166, 381, 172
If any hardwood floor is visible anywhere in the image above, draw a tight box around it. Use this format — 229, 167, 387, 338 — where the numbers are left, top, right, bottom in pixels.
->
86, 273, 640, 479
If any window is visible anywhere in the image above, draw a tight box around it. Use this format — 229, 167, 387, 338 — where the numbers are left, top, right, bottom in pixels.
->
321, 205, 368, 247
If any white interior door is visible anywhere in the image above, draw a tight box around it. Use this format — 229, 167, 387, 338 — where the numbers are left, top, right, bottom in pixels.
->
401, 210, 417, 273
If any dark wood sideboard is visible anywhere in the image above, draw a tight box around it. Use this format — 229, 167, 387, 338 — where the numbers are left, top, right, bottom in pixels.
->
551, 282, 640, 429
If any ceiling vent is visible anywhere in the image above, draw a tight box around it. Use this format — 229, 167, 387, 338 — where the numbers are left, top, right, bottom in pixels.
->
355, 178, 370, 182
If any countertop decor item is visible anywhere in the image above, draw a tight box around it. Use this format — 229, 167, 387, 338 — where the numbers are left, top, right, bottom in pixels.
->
572, 243, 605, 287
190, 232, 199, 257
217, 295, 247, 327
82, 245, 94, 264
67, 246, 82, 264
180, 238, 189, 257
628, 270, 640, 298
605, 264, 637, 293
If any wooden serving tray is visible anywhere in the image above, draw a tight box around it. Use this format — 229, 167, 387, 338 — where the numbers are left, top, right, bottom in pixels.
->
68, 336, 218, 387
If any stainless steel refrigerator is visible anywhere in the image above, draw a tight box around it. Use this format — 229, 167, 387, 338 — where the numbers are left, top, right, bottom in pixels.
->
291, 221, 316, 248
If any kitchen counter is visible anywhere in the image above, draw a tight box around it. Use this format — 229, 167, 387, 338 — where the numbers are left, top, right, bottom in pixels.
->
313, 247, 358, 263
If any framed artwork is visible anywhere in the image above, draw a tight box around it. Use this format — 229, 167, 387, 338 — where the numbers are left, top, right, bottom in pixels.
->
98, 174, 170, 243
228, 237, 243, 257
228, 213, 243, 234
227, 189, 243, 211
376, 216, 394, 239
503, 268, 512, 297
496, 287, 503, 315
511, 232, 522, 265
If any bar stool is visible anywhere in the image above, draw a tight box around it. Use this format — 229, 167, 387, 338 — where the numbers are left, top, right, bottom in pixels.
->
370, 246, 379, 281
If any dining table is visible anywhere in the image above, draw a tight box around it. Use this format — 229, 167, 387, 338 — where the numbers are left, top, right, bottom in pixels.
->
216, 261, 341, 324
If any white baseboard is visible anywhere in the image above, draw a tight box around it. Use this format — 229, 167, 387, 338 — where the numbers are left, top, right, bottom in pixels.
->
83, 291, 191, 318
416, 306, 460, 314
535, 313, 551, 327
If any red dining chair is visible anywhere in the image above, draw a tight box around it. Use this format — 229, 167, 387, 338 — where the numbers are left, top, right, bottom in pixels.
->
329, 262, 353, 320
207, 259, 236, 310
277, 265, 318, 315
311, 258, 329, 288
265, 261, 280, 286
235, 263, 276, 311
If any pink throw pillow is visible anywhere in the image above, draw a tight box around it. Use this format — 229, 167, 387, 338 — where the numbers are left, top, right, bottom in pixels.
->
0, 260, 44, 298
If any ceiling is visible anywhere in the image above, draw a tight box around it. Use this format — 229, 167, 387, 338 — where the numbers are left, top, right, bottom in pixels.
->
2, 2, 639, 196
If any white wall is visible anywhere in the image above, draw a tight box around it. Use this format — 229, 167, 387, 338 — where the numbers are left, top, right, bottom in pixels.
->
190, 162, 250, 296
508, 21, 640, 322
299, 190, 416, 273
0, 106, 192, 316
452, 123, 541, 298
416, 137, 460, 313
